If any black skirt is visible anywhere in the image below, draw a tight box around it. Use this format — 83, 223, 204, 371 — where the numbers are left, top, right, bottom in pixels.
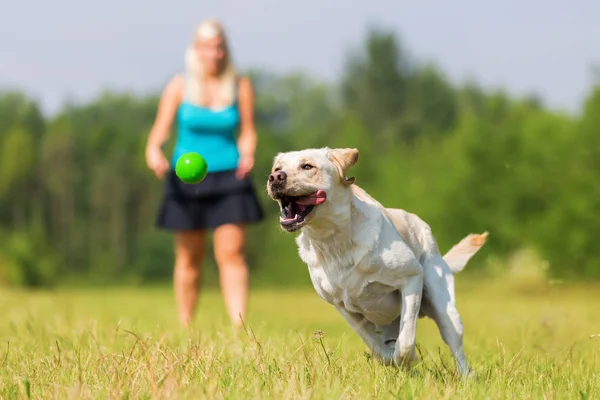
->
157, 169, 265, 231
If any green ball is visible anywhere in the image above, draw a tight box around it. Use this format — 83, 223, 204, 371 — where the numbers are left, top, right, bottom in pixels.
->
175, 152, 208, 184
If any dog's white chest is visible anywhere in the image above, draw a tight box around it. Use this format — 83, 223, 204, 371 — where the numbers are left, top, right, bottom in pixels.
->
306, 263, 341, 304
345, 280, 401, 325
307, 262, 401, 326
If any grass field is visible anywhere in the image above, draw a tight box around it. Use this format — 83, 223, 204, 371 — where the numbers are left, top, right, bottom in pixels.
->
1, 278, 599, 399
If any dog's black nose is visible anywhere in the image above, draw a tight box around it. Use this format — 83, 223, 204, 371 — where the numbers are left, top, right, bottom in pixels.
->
268, 170, 287, 183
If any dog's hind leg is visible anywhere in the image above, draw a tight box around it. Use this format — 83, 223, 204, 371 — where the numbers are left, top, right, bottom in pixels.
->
422, 253, 473, 379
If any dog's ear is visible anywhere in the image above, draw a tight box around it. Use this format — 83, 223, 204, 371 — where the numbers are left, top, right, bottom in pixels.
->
327, 148, 359, 185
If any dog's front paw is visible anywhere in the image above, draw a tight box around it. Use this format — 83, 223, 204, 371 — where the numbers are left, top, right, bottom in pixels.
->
393, 345, 419, 369
371, 346, 396, 366
460, 367, 476, 382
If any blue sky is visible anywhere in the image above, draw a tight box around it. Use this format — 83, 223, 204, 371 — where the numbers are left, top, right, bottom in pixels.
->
2, 0, 598, 115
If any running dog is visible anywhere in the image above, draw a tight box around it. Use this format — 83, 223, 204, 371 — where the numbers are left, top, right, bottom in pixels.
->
266, 147, 487, 378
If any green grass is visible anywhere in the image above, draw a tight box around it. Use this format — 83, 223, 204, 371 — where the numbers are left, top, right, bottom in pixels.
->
1, 279, 599, 399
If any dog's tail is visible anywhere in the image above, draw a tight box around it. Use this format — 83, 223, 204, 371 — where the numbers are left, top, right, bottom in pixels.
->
442, 232, 488, 274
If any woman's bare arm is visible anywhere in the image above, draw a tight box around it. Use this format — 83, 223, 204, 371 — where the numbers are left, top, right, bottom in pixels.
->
145, 74, 183, 178
147, 74, 183, 151
235, 76, 257, 178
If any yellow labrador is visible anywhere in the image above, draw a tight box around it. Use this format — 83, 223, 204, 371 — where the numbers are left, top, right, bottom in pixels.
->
266, 147, 487, 378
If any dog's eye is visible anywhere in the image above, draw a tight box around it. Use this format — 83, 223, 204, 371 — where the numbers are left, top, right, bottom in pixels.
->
273, 167, 281, 172
301, 164, 314, 170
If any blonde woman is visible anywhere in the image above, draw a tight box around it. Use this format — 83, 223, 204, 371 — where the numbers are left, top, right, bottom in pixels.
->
145, 19, 263, 327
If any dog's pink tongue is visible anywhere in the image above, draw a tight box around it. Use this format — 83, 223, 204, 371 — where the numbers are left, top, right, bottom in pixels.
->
296, 190, 327, 206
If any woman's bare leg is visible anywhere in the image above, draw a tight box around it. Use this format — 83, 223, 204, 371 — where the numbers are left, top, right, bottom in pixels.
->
213, 223, 249, 327
173, 230, 206, 326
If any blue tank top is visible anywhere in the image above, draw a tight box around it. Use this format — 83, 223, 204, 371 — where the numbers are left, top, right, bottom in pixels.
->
171, 99, 241, 173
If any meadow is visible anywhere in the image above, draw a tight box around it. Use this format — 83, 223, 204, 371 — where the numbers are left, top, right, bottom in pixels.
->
3, 19, 600, 400
1, 276, 598, 399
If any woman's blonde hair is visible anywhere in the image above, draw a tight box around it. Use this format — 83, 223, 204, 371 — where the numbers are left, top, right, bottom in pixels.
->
183, 19, 237, 108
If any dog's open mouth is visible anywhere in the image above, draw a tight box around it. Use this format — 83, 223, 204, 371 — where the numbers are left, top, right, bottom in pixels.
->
279, 190, 327, 230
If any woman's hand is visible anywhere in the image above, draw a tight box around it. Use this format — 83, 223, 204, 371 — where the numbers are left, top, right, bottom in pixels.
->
146, 146, 170, 179
235, 155, 254, 179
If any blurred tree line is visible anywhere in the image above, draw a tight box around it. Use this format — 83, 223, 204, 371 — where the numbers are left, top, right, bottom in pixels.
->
1, 28, 599, 288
